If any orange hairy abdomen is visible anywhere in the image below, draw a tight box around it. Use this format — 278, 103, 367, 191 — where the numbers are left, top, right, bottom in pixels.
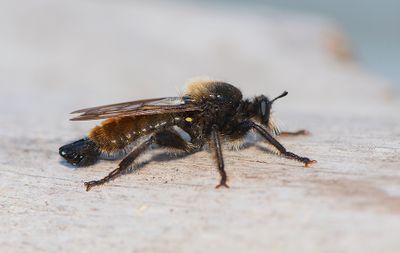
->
89, 115, 167, 152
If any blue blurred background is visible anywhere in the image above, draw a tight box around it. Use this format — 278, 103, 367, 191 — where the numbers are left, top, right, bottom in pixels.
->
190, 0, 400, 87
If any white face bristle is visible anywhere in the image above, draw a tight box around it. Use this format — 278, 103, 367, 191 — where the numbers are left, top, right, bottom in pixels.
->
268, 115, 281, 136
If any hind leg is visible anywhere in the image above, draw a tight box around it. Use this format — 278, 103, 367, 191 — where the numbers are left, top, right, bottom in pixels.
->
84, 130, 199, 191
84, 135, 155, 191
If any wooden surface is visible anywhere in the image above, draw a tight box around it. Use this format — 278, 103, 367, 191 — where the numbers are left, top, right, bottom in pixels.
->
1, 1, 399, 253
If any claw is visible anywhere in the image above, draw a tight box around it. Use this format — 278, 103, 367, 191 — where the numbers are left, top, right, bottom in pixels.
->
215, 182, 230, 189
305, 159, 317, 167
84, 181, 97, 191
297, 130, 311, 136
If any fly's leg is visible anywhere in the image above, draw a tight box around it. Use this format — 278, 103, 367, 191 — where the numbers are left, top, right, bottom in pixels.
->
84, 136, 155, 191
279, 130, 310, 137
154, 129, 200, 153
84, 129, 202, 191
250, 122, 316, 166
210, 125, 229, 188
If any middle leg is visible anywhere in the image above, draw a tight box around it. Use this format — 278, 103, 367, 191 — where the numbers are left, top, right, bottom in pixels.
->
210, 125, 229, 188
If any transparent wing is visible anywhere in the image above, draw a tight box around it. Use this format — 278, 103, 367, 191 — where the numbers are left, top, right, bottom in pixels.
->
70, 96, 200, 121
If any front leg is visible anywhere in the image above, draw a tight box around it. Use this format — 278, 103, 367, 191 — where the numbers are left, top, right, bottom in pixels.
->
253, 122, 316, 166
279, 130, 310, 137
237, 121, 316, 167
210, 125, 229, 188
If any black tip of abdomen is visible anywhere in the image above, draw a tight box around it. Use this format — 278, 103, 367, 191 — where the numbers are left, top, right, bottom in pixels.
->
59, 138, 100, 167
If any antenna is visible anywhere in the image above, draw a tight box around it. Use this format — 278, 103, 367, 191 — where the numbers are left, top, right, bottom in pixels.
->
270, 91, 288, 104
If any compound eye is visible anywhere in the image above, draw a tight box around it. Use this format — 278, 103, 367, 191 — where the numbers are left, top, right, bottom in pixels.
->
260, 100, 267, 116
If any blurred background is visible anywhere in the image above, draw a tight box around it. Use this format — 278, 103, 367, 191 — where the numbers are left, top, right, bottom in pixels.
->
0, 0, 397, 136
1, 0, 398, 92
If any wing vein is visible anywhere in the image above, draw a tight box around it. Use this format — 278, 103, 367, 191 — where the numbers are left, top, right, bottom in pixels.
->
70, 96, 201, 121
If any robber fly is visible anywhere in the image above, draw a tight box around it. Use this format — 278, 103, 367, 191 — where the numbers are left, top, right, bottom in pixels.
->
60, 80, 316, 191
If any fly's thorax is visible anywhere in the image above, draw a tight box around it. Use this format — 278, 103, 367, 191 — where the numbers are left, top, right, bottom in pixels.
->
186, 80, 242, 105
186, 81, 243, 130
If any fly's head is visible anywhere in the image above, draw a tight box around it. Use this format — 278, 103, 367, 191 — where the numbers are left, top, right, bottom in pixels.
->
253, 91, 288, 134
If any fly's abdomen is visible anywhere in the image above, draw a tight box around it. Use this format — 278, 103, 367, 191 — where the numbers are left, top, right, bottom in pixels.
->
59, 138, 100, 167
88, 115, 181, 153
